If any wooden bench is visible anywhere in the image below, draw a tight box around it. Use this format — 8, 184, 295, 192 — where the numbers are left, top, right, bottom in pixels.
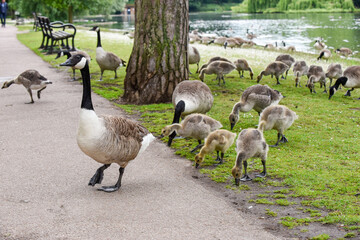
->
38, 16, 77, 54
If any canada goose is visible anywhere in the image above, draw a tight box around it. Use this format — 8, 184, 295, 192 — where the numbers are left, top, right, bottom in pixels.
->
188, 45, 201, 73
60, 54, 155, 192
246, 29, 257, 40
257, 61, 289, 85
229, 84, 283, 130
199, 56, 231, 73
55, 49, 91, 81
242, 40, 256, 48
264, 43, 276, 50
317, 49, 332, 61
169, 80, 214, 146
293, 61, 309, 87
90, 26, 126, 81
200, 36, 214, 45
325, 63, 342, 87
2, 69, 52, 104
306, 65, 326, 93
233, 37, 248, 47
194, 129, 236, 168
213, 37, 227, 46
329, 66, 360, 100
314, 40, 326, 50
234, 59, 254, 80
336, 47, 353, 57
275, 54, 295, 79
199, 60, 236, 85
231, 128, 268, 185
258, 105, 298, 147
224, 38, 240, 49
280, 41, 296, 52
160, 113, 222, 152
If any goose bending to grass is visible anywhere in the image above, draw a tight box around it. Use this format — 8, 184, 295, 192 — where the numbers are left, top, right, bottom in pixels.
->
325, 63, 342, 87
189, 45, 201, 73
55, 49, 91, 81
306, 65, 326, 93
2, 69, 52, 104
275, 54, 295, 79
234, 59, 254, 80
231, 128, 268, 185
199, 56, 231, 73
194, 129, 236, 168
199, 60, 236, 85
293, 61, 308, 87
229, 84, 283, 130
258, 105, 298, 147
60, 54, 154, 192
169, 80, 213, 146
317, 49, 331, 61
329, 66, 360, 100
257, 61, 289, 85
224, 38, 240, 49
336, 47, 353, 57
160, 113, 222, 153
90, 26, 126, 81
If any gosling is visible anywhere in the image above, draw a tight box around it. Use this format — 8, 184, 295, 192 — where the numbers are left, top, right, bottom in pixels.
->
160, 113, 222, 152
195, 129, 236, 168
306, 65, 326, 93
293, 61, 308, 87
234, 59, 254, 80
257, 61, 289, 85
199, 60, 236, 85
258, 105, 298, 147
231, 128, 268, 185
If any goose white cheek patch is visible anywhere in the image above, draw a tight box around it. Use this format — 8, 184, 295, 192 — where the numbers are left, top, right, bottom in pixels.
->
75, 57, 87, 69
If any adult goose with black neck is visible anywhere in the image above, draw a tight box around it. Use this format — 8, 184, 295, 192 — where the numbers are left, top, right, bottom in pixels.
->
60, 54, 155, 192
329, 66, 360, 100
90, 26, 126, 81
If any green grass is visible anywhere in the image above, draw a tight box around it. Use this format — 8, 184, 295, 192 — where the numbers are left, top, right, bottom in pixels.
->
16, 25, 360, 230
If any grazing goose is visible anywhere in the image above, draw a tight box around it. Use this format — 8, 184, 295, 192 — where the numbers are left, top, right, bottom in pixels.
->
169, 80, 214, 146
90, 26, 126, 81
293, 61, 309, 87
264, 43, 276, 50
317, 49, 332, 61
199, 56, 231, 73
160, 113, 222, 152
336, 47, 353, 57
306, 65, 326, 93
233, 37, 249, 47
325, 63, 342, 87
224, 38, 240, 49
55, 49, 91, 81
329, 66, 360, 100
280, 41, 296, 52
231, 128, 268, 185
199, 60, 236, 85
60, 54, 155, 192
2, 69, 52, 104
189, 45, 201, 73
194, 129, 236, 168
257, 61, 289, 85
258, 105, 298, 147
275, 54, 295, 79
314, 39, 326, 50
229, 84, 283, 130
234, 59, 254, 80
212, 37, 227, 46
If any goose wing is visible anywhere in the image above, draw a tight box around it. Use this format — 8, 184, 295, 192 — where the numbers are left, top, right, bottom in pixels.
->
20, 70, 47, 82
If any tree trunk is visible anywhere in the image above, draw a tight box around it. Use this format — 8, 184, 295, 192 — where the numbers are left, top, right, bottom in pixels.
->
68, 5, 73, 23
123, 0, 189, 104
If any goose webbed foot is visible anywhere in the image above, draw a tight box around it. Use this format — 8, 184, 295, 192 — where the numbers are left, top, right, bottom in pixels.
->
25, 101, 34, 104
345, 90, 351, 96
240, 174, 252, 182
255, 171, 266, 178
88, 164, 110, 186
98, 185, 120, 192
280, 135, 288, 143
322, 90, 327, 94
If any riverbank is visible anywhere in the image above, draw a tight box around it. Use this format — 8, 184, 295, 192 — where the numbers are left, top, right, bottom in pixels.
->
16, 24, 360, 239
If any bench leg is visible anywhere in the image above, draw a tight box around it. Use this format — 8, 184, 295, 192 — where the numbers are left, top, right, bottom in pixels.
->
71, 37, 76, 51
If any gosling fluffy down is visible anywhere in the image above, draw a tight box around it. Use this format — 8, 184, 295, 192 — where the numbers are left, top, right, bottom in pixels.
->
195, 129, 236, 168
258, 105, 298, 147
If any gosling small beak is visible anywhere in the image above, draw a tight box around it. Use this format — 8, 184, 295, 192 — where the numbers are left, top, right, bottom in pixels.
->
159, 134, 164, 138
195, 163, 199, 168
230, 123, 235, 130
235, 178, 240, 186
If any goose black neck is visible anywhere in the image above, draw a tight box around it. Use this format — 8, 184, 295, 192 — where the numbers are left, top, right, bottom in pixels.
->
80, 63, 94, 110
334, 77, 347, 89
172, 100, 185, 124
96, 30, 102, 48
64, 51, 71, 59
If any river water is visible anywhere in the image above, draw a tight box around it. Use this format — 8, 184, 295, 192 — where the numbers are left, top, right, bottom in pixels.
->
82, 12, 360, 54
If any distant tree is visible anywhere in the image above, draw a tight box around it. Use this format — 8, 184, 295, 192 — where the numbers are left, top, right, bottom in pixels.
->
123, 0, 189, 104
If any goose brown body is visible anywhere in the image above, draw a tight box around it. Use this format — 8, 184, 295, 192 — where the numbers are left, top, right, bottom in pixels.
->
325, 63, 342, 86
293, 61, 308, 87
306, 65, 326, 93
199, 60, 236, 85
234, 59, 254, 80
257, 61, 289, 85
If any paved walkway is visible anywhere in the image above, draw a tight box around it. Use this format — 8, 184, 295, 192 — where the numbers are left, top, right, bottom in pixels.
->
0, 25, 283, 240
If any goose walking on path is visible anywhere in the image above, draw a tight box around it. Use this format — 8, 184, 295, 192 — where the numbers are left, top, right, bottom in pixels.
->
60, 54, 155, 192
90, 26, 126, 81
2, 69, 52, 104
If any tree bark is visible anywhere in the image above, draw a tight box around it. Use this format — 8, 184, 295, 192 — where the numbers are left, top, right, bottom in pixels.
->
68, 5, 73, 23
123, 0, 189, 104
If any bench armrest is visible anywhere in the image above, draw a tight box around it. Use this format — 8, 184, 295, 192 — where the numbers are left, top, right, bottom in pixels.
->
49, 22, 77, 35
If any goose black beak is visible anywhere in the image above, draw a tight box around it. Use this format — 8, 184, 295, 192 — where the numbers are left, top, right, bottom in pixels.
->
235, 178, 240, 186
60, 58, 75, 67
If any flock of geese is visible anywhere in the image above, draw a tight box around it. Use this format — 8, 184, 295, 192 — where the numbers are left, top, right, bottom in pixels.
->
2, 26, 360, 191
